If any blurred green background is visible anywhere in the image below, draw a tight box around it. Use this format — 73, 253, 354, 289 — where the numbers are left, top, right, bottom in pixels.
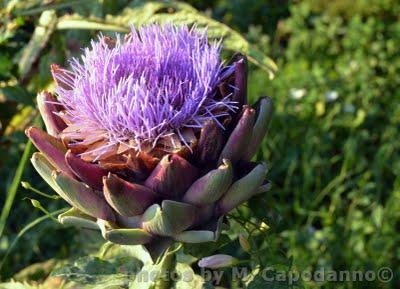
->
0, 0, 399, 288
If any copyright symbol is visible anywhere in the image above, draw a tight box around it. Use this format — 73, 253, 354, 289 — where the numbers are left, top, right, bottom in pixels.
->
378, 267, 393, 283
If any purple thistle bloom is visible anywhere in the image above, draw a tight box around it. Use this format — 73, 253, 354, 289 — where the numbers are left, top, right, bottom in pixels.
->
53, 24, 236, 157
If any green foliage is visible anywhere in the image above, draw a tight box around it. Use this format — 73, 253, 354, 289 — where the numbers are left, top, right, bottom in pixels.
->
55, 1, 277, 77
51, 245, 215, 289
0, 0, 399, 288
0, 281, 39, 289
247, 0, 400, 288
51, 256, 140, 287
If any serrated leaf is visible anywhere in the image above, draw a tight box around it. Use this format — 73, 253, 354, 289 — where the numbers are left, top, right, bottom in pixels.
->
56, 1, 277, 77
173, 263, 214, 289
51, 256, 141, 288
129, 246, 176, 289
100, 243, 154, 265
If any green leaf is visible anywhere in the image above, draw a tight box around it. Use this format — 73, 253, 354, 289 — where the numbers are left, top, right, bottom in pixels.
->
12, 259, 58, 283
14, 0, 86, 16
121, 245, 153, 265
56, 1, 277, 77
103, 244, 154, 265
0, 281, 39, 289
173, 263, 214, 289
51, 256, 141, 288
56, 16, 128, 33
0, 54, 13, 78
371, 205, 384, 227
3, 106, 36, 136
129, 246, 176, 289
0, 86, 34, 105
18, 10, 57, 78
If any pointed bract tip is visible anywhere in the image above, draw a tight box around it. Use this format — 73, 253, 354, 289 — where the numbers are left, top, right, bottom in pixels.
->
198, 254, 238, 269
217, 161, 268, 215
65, 150, 107, 191
144, 153, 198, 199
25, 126, 34, 138
52, 170, 115, 222
183, 158, 233, 206
218, 106, 255, 165
36, 91, 66, 136
26, 126, 74, 178
103, 172, 156, 217
242, 96, 274, 161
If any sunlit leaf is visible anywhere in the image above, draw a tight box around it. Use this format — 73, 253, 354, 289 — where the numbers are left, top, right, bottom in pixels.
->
18, 10, 57, 78
0, 281, 39, 289
4, 106, 36, 136
51, 256, 141, 287
173, 263, 214, 289
56, 1, 277, 77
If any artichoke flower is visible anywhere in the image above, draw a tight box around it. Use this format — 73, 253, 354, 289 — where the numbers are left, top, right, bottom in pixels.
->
25, 24, 273, 251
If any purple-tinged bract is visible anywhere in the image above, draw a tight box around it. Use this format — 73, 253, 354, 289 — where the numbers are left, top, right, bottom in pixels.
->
54, 24, 236, 155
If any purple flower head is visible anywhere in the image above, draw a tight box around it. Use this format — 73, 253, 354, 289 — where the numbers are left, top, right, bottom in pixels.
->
53, 24, 236, 158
